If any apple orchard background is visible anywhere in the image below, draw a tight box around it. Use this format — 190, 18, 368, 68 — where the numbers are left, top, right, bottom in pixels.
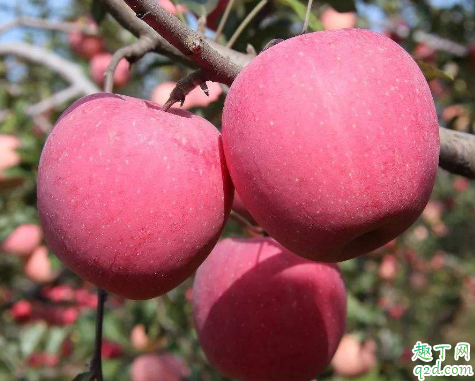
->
1, 0, 475, 380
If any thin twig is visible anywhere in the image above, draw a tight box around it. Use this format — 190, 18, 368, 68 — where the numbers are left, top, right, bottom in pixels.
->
301, 0, 313, 34
104, 36, 156, 93
226, 0, 268, 48
214, 0, 236, 42
229, 211, 266, 235
124, 0, 243, 85
0, 16, 99, 35
89, 289, 107, 381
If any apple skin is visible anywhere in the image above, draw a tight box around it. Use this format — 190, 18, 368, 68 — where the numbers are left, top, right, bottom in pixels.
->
231, 190, 256, 224
131, 354, 190, 381
151, 81, 222, 109
331, 335, 377, 377
2, 224, 43, 256
37, 93, 233, 300
222, 29, 439, 262
321, 7, 357, 30
193, 237, 347, 381
90, 53, 130, 88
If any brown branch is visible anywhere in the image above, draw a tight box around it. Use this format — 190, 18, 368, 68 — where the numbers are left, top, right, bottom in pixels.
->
439, 126, 475, 179
103, 36, 156, 92
123, 0, 242, 85
161, 69, 212, 111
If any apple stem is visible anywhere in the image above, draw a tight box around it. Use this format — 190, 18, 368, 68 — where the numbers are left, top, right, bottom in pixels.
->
90, 288, 107, 381
229, 210, 267, 235
301, 0, 313, 34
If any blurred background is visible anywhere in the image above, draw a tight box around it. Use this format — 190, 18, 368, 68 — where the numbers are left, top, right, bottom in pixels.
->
1, 0, 475, 380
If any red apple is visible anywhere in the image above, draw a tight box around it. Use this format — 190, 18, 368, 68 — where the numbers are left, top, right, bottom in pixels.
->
151, 81, 222, 109
2, 224, 43, 256
222, 29, 439, 262
27, 353, 60, 368
321, 7, 357, 30
193, 237, 347, 381
37, 93, 233, 299
453, 177, 469, 192
68, 20, 104, 59
231, 190, 256, 224
23, 246, 56, 284
11, 300, 33, 323
90, 53, 130, 88
331, 335, 377, 377
131, 354, 190, 381
102, 340, 124, 359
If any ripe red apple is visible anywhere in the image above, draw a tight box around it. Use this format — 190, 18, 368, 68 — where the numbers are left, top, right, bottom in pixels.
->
27, 352, 60, 368
206, 0, 230, 30
378, 254, 398, 282
2, 224, 43, 256
222, 29, 439, 262
68, 20, 104, 59
193, 237, 347, 381
151, 81, 222, 109
231, 190, 256, 224
102, 340, 124, 359
37, 93, 233, 299
24, 245, 56, 284
90, 53, 130, 88
11, 300, 33, 323
131, 354, 190, 381
321, 7, 357, 30
331, 335, 377, 377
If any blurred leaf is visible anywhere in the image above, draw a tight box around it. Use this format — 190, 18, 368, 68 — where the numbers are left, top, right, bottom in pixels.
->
276, 0, 323, 31
19, 322, 47, 357
417, 60, 453, 82
91, 0, 107, 24
325, 0, 357, 12
45, 327, 69, 354
71, 371, 93, 381
177, 0, 219, 16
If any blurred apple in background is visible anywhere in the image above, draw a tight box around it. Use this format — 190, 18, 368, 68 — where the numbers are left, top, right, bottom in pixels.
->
90, 53, 130, 88
151, 81, 222, 109
2, 224, 43, 256
331, 335, 377, 378
68, 19, 104, 59
131, 354, 190, 381
159, 0, 187, 15
320, 7, 357, 30
23, 245, 56, 284
378, 254, 398, 282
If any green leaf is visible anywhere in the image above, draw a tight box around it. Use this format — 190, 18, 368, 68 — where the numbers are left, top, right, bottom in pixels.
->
91, 0, 107, 24
326, 0, 356, 13
19, 322, 47, 357
45, 327, 69, 354
417, 60, 454, 82
276, 0, 323, 31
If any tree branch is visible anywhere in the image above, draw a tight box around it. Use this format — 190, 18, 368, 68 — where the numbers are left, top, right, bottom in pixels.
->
439, 126, 475, 179
0, 43, 99, 94
123, 0, 242, 85
0, 16, 99, 35
161, 68, 211, 111
104, 36, 156, 92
